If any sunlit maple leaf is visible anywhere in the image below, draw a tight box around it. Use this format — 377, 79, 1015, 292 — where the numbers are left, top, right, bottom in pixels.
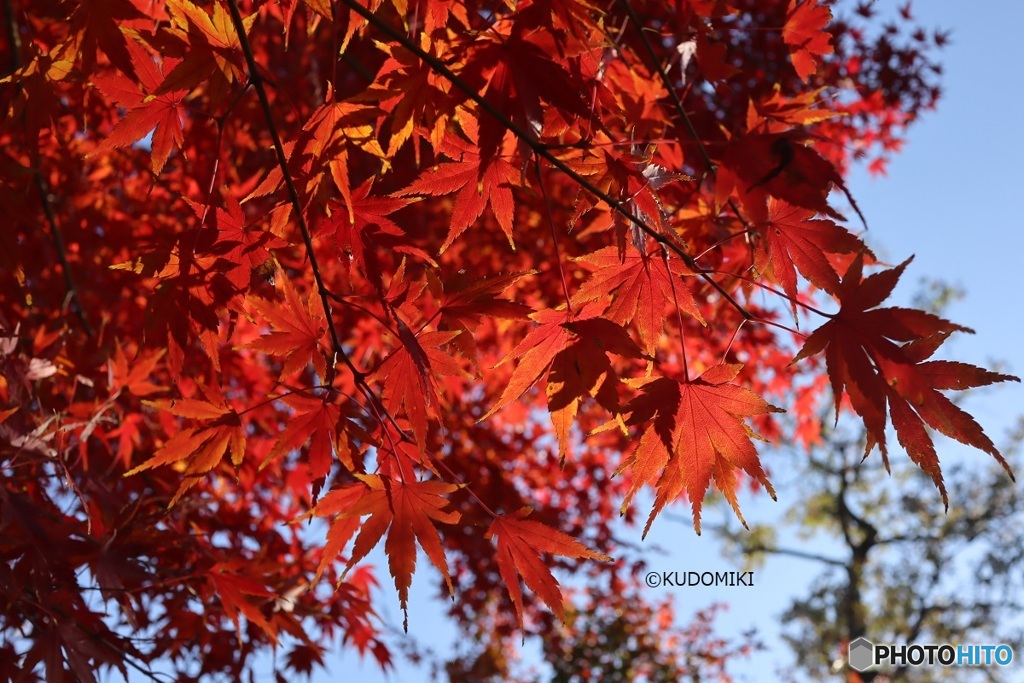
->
207, 564, 276, 641
482, 302, 644, 459
486, 510, 611, 627
373, 39, 456, 156
159, 0, 254, 90
323, 179, 430, 296
396, 119, 518, 251
369, 322, 467, 448
753, 86, 841, 127
573, 246, 705, 355
246, 277, 328, 379
784, 0, 833, 81
793, 254, 1019, 504
90, 39, 187, 174
130, 384, 246, 504
299, 92, 389, 207
333, 474, 461, 630
750, 197, 866, 303
619, 364, 781, 535
263, 393, 357, 485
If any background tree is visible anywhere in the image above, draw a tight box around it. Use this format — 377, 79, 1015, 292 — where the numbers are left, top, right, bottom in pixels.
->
1, 0, 1013, 681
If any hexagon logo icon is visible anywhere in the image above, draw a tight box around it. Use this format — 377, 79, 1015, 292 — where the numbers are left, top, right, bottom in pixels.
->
848, 637, 875, 672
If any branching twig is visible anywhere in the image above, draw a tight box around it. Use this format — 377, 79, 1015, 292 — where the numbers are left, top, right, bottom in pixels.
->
337, 0, 756, 323
224, 0, 499, 519
617, 0, 756, 231
743, 543, 847, 568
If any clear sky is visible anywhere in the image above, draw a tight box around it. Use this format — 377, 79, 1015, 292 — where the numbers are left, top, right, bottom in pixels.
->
283, 1, 1024, 681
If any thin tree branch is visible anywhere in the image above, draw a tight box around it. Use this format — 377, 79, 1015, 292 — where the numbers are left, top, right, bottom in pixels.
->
743, 543, 847, 568
616, 0, 754, 231
5, 3, 94, 337
534, 157, 574, 313
224, 0, 499, 519
337, 0, 757, 323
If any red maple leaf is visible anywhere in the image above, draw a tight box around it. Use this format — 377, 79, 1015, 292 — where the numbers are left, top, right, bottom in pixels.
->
207, 564, 275, 640
90, 39, 187, 174
434, 270, 533, 365
620, 364, 782, 535
784, 0, 834, 81
573, 246, 705, 355
193, 196, 288, 292
246, 277, 329, 379
107, 341, 165, 397
750, 197, 866, 302
370, 321, 468, 448
397, 119, 518, 252
482, 302, 644, 458
460, 21, 589, 166
322, 179, 430, 295
263, 393, 356, 484
326, 474, 461, 630
486, 510, 610, 627
61, 0, 146, 78
793, 254, 1019, 504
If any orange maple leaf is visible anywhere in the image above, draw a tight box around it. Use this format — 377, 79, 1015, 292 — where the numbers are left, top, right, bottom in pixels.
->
486, 511, 611, 627
130, 384, 246, 505
573, 245, 705, 355
793, 254, 1019, 504
246, 277, 328, 379
333, 475, 461, 630
620, 364, 782, 535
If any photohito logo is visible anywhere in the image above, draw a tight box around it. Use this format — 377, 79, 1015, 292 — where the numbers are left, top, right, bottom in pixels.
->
848, 637, 1014, 673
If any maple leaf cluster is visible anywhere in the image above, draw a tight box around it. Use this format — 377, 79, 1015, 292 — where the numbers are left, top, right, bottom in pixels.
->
0, 0, 1009, 679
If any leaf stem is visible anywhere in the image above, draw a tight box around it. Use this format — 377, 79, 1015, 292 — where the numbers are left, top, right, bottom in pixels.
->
660, 245, 690, 380
534, 157, 574, 314
703, 268, 833, 319
694, 229, 753, 262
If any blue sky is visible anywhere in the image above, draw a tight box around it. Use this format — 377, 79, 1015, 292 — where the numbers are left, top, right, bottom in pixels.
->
276, 1, 1024, 681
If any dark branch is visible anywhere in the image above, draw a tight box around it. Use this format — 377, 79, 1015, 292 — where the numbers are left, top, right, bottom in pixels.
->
336, 0, 758, 323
